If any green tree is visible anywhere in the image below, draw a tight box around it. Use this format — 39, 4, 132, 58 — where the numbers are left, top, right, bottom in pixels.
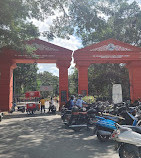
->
13, 63, 38, 96
69, 64, 130, 101
37, 71, 59, 98
69, 68, 78, 95
14, 65, 59, 98
50, 0, 141, 46
88, 64, 130, 100
0, 0, 69, 52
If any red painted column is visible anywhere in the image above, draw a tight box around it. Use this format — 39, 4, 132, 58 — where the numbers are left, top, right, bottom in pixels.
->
126, 62, 141, 102
76, 62, 90, 96
56, 60, 70, 110
0, 62, 17, 111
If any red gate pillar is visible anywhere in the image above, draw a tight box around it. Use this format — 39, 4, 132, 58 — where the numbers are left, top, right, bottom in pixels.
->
76, 62, 90, 96
56, 61, 70, 110
126, 62, 141, 102
0, 62, 17, 111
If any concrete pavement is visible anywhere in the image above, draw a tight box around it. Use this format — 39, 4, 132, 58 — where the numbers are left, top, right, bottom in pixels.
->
0, 112, 119, 158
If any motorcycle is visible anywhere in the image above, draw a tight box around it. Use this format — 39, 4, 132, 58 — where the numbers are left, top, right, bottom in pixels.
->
93, 116, 118, 141
48, 102, 56, 114
93, 111, 138, 142
61, 107, 72, 124
62, 106, 96, 132
112, 124, 141, 158
17, 106, 25, 113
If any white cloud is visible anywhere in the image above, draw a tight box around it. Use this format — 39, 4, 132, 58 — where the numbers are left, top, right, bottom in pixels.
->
32, 17, 82, 76
50, 36, 82, 51
37, 63, 59, 76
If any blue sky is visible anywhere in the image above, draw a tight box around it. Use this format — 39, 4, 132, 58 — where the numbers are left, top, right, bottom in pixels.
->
33, 0, 141, 76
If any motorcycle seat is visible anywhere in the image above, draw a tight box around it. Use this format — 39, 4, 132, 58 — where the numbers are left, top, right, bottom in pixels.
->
122, 125, 141, 134
72, 112, 79, 115
79, 112, 87, 115
130, 126, 141, 134
104, 116, 120, 122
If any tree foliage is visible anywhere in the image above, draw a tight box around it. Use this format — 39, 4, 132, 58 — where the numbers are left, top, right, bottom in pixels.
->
13, 63, 38, 96
69, 68, 78, 95
0, 0, 69, 51
88, 64, 130, 100
13, 64, 59, 98
69, 64, 130, 101
50, 0, 141, 46
37, 71, 59, 98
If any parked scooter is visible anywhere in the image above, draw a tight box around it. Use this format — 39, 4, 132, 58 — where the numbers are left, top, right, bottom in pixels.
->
112, 124, 141, 158
17, 106, 25, 113
93, 111, 138, 141
48, 102, 56, 114
93, 116, 118, 141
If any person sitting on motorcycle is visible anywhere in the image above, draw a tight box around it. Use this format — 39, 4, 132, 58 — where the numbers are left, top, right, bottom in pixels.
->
49, 97, 54, 112
68, 95, 75, 110
76, 94, 87, 109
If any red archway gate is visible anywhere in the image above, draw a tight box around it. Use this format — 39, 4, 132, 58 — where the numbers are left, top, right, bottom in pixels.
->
0, 39, 72, 111
74, 39, 141, 102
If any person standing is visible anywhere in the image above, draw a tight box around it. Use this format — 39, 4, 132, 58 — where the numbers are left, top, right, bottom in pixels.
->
39, 97, 46, 113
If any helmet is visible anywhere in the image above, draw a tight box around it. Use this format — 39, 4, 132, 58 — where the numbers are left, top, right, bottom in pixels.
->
78, 94, 82, 98
87, 109, 96, 114
71, 95, 74, 100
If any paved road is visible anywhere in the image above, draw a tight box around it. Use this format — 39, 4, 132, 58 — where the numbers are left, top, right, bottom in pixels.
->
0, 112, 119, 158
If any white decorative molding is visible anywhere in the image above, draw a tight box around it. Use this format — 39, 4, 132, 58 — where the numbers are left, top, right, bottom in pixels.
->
31, 43, 58, 51
93, 55, 130, 59
15, 54, 55, 58
90, 43, 132, 51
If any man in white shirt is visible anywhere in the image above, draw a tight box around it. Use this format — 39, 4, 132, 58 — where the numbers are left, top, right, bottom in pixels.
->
76, 94, 86, 108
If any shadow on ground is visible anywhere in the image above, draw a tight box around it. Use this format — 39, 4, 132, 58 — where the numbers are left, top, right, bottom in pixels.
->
3, 111, 60, 119
0, 114, 119, 158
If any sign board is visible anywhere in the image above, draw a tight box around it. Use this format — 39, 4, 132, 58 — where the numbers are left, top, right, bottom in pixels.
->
40, 86, 53, 92
25, 91, 40, 98
112, 84, 122, 104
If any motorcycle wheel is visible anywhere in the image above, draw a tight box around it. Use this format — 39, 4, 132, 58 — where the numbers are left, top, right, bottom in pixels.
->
97, 133, 110, 142
62, 116, 70, 127
0, 116, 2, 122
119, 144, 139, 158
22, 109, 25, 113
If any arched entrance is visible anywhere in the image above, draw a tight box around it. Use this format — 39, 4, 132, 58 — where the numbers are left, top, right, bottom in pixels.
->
74, 39, 141, 102
0, 39, 72, 111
